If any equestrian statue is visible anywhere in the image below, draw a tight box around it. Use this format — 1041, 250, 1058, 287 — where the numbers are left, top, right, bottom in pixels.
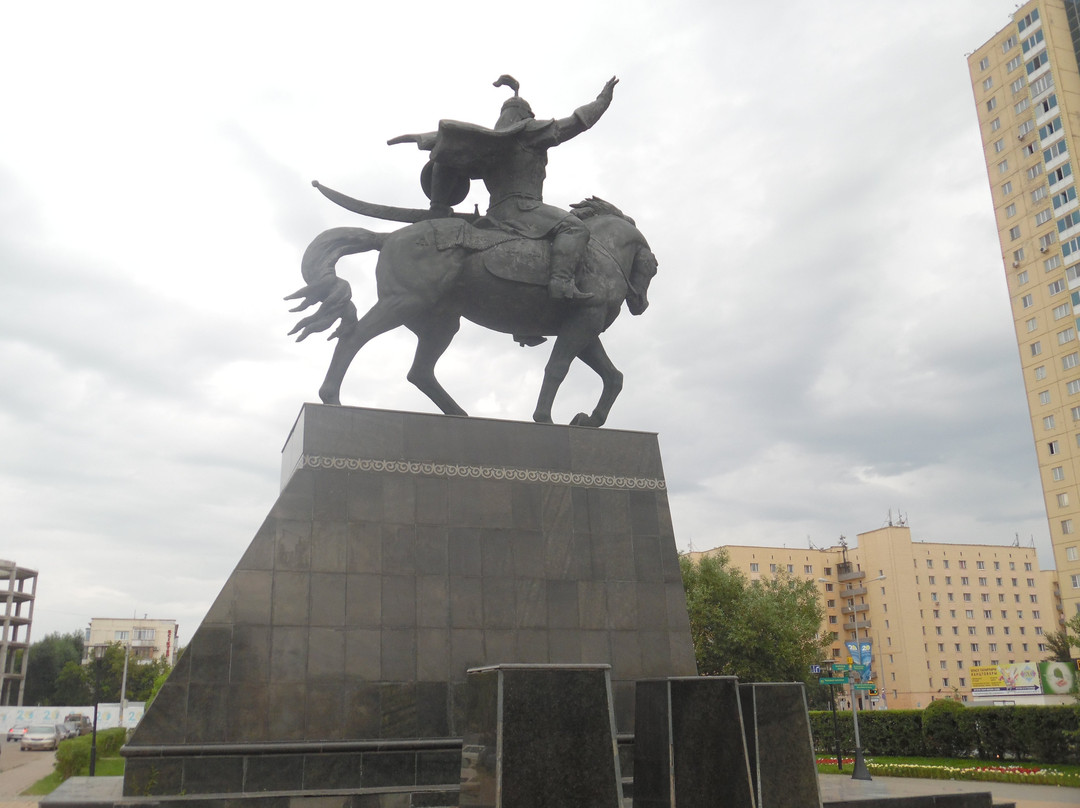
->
287, 75, 658, 427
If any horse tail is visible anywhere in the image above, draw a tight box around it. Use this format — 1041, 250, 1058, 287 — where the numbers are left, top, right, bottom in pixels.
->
286, 227, 390, 342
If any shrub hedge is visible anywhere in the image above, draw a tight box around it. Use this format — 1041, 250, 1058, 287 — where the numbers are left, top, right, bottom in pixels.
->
55, 728, 128, 781
809, 704, 1080, 764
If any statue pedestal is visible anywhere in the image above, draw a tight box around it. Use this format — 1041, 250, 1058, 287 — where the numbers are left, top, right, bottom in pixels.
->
121, 404, 696, 802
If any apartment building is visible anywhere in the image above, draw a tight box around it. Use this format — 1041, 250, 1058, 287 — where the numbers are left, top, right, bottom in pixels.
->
0, 559, 36, 706
692, 525, 1061, 709
968, 0, 1080, 618
84, 617, 179, 666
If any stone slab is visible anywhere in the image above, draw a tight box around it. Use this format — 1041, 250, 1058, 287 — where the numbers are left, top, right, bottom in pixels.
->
459, 664, 622, 808
633, 676, 754, 808
740, 683, 821, 808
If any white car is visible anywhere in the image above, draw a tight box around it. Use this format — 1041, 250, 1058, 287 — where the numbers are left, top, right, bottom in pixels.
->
20, 725, 60, 751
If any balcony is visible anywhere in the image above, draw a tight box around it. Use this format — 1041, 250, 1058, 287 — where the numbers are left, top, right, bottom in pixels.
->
842, 619, 872, 631
836, 563, 865, 582
840, 585, 867, 597
841, 603, 869, 616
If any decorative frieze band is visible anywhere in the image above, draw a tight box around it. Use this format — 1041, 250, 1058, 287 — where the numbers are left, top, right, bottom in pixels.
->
300, 455, 665, 491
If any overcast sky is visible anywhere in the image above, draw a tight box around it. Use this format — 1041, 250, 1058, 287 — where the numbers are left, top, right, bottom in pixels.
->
2, 1, 1051, 642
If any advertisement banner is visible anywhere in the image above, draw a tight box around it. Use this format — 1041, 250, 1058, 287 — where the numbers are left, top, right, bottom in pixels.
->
969, 662, 1042, 697
844, 639, 873, 683
0, 703, 144, 733
1040, 660, 1079, 695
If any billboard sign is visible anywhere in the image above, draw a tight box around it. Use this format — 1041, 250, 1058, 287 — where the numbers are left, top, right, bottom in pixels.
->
969, 661, 1078, 698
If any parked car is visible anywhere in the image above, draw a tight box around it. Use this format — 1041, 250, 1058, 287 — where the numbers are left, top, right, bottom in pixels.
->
64, 714, 92, 736
6, 726, 28, 743
61, 722, 82, 739
20, 724, 60, 751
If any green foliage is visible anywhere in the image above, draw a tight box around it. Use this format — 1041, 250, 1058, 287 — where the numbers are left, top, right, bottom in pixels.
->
59, 644, 172, 705
23, 632, 85, 705
922, 698, 966, 757
809, 704, 1080, 764
680, 552, 830, 683
54, 728, 127, 781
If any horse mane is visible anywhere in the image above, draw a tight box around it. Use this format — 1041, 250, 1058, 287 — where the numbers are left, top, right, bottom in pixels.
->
570, 196, 636, 227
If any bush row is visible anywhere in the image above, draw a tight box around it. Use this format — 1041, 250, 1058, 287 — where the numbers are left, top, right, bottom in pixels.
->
55, 728, 129, 781
809, 702, 1080, 764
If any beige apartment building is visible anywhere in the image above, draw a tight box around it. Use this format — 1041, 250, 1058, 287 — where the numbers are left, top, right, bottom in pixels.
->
83, 617, 179, 666
692, 525, 1061, 709
968, 0, 1080, 619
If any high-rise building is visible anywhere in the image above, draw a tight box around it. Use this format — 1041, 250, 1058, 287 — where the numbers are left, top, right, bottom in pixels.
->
0, 558, 37, 706
968, 0, 1080, 619
690, 525, 1062, 709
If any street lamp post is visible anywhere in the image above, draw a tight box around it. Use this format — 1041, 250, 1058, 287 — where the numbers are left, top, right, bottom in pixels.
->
848, 573, 885, 781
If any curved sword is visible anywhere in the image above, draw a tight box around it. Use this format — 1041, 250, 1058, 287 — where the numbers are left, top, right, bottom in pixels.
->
312, 180, 478, 224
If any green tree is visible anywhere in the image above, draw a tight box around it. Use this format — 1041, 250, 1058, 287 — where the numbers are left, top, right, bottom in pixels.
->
1045, 627, 1075, 663
680, 552, 831, 683
23, 631, 85, 705
52, 661, 91, 705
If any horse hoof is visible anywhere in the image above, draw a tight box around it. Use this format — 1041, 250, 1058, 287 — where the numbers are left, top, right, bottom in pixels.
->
571, 412, 597, 427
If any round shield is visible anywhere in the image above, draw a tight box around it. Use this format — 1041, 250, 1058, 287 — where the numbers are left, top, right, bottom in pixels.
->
420, 160, 470, 206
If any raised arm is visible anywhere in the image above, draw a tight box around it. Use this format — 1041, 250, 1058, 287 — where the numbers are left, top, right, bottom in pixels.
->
388, 131, 439, 150
554, 77, 619, 143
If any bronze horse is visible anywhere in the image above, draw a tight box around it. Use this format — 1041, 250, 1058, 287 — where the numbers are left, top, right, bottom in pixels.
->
287, 198, 657, 427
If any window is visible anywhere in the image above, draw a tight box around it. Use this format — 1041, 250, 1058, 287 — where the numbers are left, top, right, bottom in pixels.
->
1015, 248, 1027, 263
1040, 94, 1060, 116
769, 563, 777, 572
988, 97, 998, 112
750, 563, 759, 572
1023, 28, 1044, 52
1011, 77, 1025, 94
1017, 9, 1039, 33
114, 631, 129, 641
1016, 97, 1030, 114
1052, 186, 1075, 209
1071, 405, 1080, 421
1023, 294, 1034, 309
133, 628, 155, 640
1040, 231, 1057, 250
960, 576, 969, 585
984, 77, 995, 91
1050, 163, 1073, 187
945, 576, 952, 585
980, 56, 991, 70
829, 615, 837, 624
1059, 327, 1076, 345
1048, 440, 1059, 454
979, 577, 988, 586
1058, 493, 1070, 507
962, 593, 970, 602
1007, 202, 1018, 218
996, 138, 1006, 153
1072, 573, 1080, 588
931, 592, 938, 601
1068, 379, 1080, 395
1027, 51, 1050, 74
935, 626, 942, 635
929, 575, 936, 585
1024, 562, 1032, 571
1029, 163, 1044, 180
1002, 161, 1013, 176
982, 593, 990, 602
1060, 211, 1080, 233
787, 564, 793, 573
1057, 303, 1074, 320
1020, 271, 1031, 285
1031, 72, 1055, 96
1037, 208, 1055, 225
1067, 546, 1078, 561
1050, 279, 1067, 295
926, 560, 934, 569
1008, 55, 1022, 73
1046, 140, 1070, 163
971, 643, 980, 652
992, 117, 1002, 131
1040, 390, 1051, 404
1003, 34, 1018, 51
1062, 519, 1074, 534
965, 609, 975, 619
1053, 466, 1066, 481
804, 565, 813, 574
827, 599, 835, 607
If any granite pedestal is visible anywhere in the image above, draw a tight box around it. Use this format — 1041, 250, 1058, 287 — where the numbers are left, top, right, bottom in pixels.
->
121, 404, 697, 804
459, 664, 623, 808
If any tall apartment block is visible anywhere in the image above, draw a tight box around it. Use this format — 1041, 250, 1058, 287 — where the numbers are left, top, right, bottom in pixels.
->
969, 0, 1080, 619
0, 559, 37, 706
691, 525, 1061, 709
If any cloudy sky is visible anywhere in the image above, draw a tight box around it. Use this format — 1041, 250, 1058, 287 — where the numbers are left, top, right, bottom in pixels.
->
2, 1, 1051, 641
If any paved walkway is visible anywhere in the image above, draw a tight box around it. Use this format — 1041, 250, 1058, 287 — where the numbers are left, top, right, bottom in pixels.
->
820, 773, 1080, 808
0, 747, 56, 807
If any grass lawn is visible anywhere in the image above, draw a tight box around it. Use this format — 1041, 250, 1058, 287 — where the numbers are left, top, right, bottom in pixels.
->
816, 756, 1080, 787
22, 755, 124, 796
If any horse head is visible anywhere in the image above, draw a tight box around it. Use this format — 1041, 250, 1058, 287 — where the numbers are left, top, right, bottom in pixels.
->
626, 244, 657, 315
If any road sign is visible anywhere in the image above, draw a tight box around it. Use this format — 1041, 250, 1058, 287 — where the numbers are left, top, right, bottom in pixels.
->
850, 664, 868, 672
832, 663, 851, 671
820, 677, 847, 685
853, 683, 875, 691
810, 664, 821, 674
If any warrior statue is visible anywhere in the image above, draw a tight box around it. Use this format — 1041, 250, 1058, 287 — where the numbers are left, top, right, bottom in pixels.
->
389, 75, 619, 299
289, 76, 658, 428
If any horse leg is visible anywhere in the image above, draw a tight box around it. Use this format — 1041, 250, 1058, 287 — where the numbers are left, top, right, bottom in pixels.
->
318, 298, 414, 404
569, 337, 623, 428
532, 329, 593, 424
406, 315, 467, 416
